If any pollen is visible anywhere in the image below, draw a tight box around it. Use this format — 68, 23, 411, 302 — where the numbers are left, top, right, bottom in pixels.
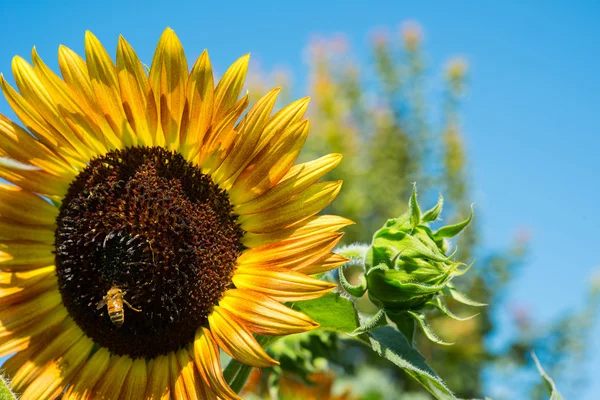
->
55, 147, 244, 358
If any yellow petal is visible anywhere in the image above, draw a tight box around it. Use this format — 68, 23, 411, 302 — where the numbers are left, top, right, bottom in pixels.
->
62, 347, 111, 400
31, 48, 109, 155
253, 96, 309, 157
212, 88, 280, 186
58, 45, 94, 101
145, 354, 171, 399
149, 28, 188, 150
238, 181, 342, 233
117, 35, 155, 147
85, 31, 136, 147
0, 240, 54, 272
2, 340, 45, 383
58, 45, 122, 150
209, 306, 278, 368
10, 319, 81, 391
199, 94, 249, 170
0, 305, 67, 357
0, 265, 54, 286
232, 267, 336, 302
0, 74, 84, 166
168, 352, 188, 400
91, 354, 133, 399
11, 56, 96, 160
0, 241, 54, 271
213, 54, 249, 122
0, 113, 75, 177
120, 357, 148, 400
176, 348, 214, 400
0, 183, 59, 225
193, 327, 240, 400
182, 50, 214, 160
0, 163, 68, 199
219, 289, 318, 335
242, 215, 353, 248
293, 253, 349, 275
236, 154, 342, 215
0, 220, 54, 243
0, 290, 61, 335
229, 119, 309, 205
238, 232, 343, 274
0, 270, 56, 307
20, 335, 93, 400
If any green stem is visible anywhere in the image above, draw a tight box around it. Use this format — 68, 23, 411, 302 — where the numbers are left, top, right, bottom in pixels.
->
0, 374, 16, 400
224, 335, 279, 394
390, 312, 417, 346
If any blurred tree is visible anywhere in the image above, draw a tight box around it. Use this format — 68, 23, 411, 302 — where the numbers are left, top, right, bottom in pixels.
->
244, 22, 597, 399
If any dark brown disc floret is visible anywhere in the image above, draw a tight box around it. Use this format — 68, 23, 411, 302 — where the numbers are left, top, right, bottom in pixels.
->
55, 147, 244, 358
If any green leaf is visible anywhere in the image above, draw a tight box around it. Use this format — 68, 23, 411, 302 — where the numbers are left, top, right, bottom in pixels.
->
407, 311, 454, 346
532, 352, 563, 400
422, 193, 444, 223
0, 374, 16, 400
434, 205, 473, 239
291, 291, 360, 333
367, 326, 456, 399
409, 184, 421, 229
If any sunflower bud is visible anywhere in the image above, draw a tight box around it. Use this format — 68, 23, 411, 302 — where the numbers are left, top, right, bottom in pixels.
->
339, 185, 484, 344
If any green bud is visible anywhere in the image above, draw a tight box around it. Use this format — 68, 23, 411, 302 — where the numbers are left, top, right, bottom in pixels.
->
342, 185, 482, 344
364, 187, 468, 313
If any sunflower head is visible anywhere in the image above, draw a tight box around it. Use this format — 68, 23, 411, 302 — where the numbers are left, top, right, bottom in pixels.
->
0, 28, 351, 399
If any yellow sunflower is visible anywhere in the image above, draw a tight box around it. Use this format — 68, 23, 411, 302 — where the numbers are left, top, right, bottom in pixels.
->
0, 28, 351, 399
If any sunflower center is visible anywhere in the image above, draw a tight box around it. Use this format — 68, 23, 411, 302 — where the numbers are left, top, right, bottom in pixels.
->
55, 146, 244, 358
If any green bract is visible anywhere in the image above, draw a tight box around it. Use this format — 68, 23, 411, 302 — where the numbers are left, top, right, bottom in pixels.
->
339, 185, 484, 345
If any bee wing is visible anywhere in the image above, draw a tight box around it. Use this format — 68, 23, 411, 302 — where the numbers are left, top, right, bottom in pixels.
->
96, 297, 108, 310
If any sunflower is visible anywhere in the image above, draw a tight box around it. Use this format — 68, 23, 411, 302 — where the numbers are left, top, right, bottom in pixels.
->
0, 28, 351, 399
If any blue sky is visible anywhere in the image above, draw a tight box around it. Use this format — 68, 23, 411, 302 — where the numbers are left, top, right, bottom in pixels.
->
0, 0, 598, 398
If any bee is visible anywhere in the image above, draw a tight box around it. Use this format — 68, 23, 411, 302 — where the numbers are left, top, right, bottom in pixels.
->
96, 287, 141, 327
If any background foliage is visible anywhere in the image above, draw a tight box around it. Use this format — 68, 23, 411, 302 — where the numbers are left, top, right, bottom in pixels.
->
244, 22, 599, 399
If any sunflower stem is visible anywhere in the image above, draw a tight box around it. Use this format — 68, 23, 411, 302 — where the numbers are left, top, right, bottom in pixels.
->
0, 373, 16, 400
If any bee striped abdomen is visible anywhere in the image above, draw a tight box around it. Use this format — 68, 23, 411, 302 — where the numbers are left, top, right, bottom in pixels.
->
108, 296, 124, 327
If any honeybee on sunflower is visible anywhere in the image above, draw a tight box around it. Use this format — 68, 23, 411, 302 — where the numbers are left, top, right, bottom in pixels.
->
0, 28, 351, 399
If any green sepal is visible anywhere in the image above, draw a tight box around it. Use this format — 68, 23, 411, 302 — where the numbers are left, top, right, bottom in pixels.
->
451, 260, 474, 277
428, 297, 479, 321
409, 183, 421, 229
434, 205, 473, 239
351, 308, 387, 335
445, 284, 487, 307
371, 227, 448, 268
336, 243, 370, 260
407, 311, 454, 346
0, 374, 16, 400
422, 193, 444, 223
366, 266, 446, 309
339, 264, 367, 297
